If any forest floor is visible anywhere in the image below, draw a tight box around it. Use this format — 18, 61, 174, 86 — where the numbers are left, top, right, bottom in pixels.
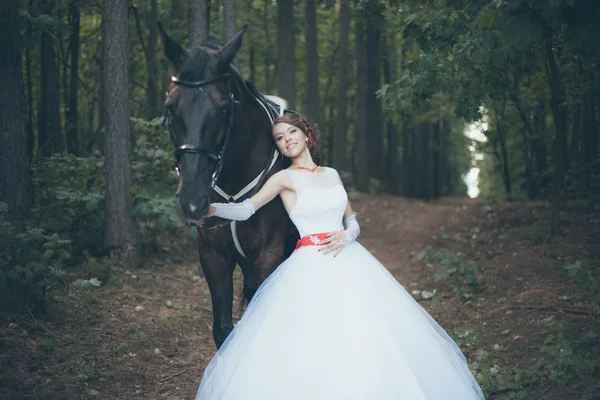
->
1, 194, 599, 400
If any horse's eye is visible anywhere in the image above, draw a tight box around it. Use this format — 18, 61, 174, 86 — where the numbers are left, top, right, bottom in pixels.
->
219, 106, 229, 115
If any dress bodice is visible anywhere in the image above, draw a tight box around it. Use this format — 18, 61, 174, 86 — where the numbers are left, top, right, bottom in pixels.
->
286, 168, 347, 237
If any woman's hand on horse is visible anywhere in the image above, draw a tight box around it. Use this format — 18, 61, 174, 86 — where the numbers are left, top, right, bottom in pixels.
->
318, 230, 345, 257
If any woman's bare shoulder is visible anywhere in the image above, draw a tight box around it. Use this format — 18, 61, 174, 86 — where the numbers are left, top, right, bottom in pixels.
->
270, 169, 294, 190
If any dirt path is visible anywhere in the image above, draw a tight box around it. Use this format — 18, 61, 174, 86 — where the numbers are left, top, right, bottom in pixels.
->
1, 195, 598, 400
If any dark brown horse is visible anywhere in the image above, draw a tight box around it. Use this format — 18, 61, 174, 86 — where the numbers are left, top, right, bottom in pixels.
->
158, 25, 298, 348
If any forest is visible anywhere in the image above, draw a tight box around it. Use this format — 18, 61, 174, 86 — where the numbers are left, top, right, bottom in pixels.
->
1, 0, 599, 399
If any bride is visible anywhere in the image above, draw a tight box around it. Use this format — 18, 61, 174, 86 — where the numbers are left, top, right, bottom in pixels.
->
194, 114, 485, 400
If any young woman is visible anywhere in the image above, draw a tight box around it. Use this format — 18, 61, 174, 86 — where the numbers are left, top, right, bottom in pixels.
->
195, 114, 484, 400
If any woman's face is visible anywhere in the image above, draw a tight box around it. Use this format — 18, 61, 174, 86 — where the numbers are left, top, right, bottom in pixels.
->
272, 122, 308, 158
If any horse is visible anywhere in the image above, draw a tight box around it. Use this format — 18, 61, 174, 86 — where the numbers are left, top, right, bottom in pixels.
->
158, 25, 298, 349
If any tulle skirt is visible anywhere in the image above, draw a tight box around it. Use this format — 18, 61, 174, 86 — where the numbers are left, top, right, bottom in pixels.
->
195, 242, 484, 400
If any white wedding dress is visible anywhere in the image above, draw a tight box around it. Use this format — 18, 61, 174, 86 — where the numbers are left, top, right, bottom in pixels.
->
196, 168, 484, 400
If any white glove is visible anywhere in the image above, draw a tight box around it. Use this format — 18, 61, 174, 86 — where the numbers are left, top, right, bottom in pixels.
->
212, 199, 255, 221
340, 215, 360, 246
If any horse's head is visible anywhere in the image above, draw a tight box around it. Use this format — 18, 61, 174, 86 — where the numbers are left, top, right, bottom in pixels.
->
158, 25, 247, 224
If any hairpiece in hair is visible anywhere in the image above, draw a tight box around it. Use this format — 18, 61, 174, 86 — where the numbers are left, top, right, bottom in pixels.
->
300, 117, 315, 146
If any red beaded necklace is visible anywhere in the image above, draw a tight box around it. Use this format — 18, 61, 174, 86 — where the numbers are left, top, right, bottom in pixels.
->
293, 164, 319, 173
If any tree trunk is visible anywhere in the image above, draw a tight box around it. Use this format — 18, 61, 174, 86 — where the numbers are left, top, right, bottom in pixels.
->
322, 43, 339, 166
97, 17, 106, 152
533, 102, 548, 191
223, 0, 236, 67
510, 78, 535, 199
277, 0, 295, 108
571, 101, 583, 188
25, 48, 34, 163
0, 8, 34, 231
66, 1, 80, 155
223, 0, 236, 41
431, 120, 441, 198
333, 0, 350, 172
545, 32, 567, 232
439, 119, 450, 195
383, 31, 399, 194
39, 26, 64, 156
365, 20, 383, 181
249, 46, 255, 83
0, 5, 40, 315
304, 0, 319, 123
170, 0, 186, 43
415, 119, 432, 200
103, 0, 138, 264
354, 21, 369, 191
582, 93, 598, 190
147, 0, 159, 119
190, 0, 208, 46
495, 99, 513, 201
402, 114, 414, 197
262, 0, 272, 93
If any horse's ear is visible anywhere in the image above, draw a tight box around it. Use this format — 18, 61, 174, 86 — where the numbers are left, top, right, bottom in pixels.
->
217, 25, 248, 71
158, 22, 187, 71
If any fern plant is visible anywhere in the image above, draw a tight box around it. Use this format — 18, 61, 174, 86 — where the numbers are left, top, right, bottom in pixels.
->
0, 203, 71, 311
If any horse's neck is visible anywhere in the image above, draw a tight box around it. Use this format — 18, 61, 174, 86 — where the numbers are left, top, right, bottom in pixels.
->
213, 76, 279, 200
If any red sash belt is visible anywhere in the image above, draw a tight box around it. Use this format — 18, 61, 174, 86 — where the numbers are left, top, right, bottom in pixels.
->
295, 232, 329, 250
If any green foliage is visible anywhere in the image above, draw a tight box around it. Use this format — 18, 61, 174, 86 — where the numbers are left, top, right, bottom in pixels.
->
30, 117, 183, 259
518, 219, 552, 245
466, 321, 598, 398
413, 246, 484, 301
0, 203, 71, 302
131, 118, 183, 247
564, 260, 600, 305
130, 117, 176, 192
383, 0, 600, 203
73, 278, 102, 291
32, 152, 106, 257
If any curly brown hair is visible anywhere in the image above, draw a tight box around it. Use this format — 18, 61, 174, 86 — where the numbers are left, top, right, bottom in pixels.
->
272, 114, 321, 158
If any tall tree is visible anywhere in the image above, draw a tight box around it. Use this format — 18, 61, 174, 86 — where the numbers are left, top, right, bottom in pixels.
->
102, 0, 138, 264
38, 0, 64, 156
147, 0, 159, 118
354, 20, 369, 191
171, 0, 187, 43
383, 31, 399, 194
333, 0, 350, 171
66, 0, 80, 155
365, 17, 383, 181
25, 46, 34, 163
223, 0, 237, 66
223, 0, 236, 41
262, 0, 273, 93
190, 0, 208, 46
304, 0, 319, 123
277, 0, 295, 108
545, 31, 567, 231
402, 114, 414, 197
0, 4, 34, 230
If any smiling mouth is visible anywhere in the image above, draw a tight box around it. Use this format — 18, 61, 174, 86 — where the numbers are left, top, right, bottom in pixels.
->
286, 143, 297, 150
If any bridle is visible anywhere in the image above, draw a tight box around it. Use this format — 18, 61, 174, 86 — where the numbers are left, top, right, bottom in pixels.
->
163, 70, 285, 257
165, 72, 236, 188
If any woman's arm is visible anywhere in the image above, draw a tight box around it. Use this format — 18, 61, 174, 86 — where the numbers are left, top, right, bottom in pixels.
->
319, 169, 360, 256
208, 170, 290, 221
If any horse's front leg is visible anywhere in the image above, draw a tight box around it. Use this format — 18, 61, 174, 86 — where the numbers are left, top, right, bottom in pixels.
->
198, 239, 236, 349
240, 246, 286, 304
